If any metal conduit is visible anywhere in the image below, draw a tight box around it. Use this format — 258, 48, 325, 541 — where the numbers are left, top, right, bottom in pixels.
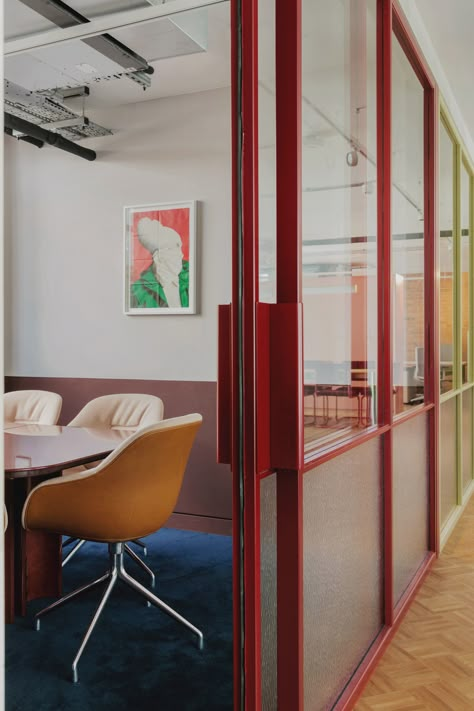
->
4, 113, 96, 161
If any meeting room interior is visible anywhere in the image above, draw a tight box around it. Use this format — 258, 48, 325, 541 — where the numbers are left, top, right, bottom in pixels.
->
4, 1, 233, 709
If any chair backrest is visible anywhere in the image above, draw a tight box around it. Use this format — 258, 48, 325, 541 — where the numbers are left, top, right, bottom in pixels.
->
68, 394, 164, 430
4, 390, 62, 425
23, 414, 202, 542
414, 346, 424, 380
440, 343, 453, 362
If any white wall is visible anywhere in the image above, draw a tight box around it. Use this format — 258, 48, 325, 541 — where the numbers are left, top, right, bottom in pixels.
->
4, 87, 231, 381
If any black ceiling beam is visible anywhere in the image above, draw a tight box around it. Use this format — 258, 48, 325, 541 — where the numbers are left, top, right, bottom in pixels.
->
5, 113, 96, 161
18, 0, 154, 74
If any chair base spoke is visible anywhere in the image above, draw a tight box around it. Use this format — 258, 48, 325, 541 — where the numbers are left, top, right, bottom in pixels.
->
62, 538, 87, 567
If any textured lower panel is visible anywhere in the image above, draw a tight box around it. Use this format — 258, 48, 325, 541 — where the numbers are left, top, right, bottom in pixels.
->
261, 473, 277, 711
462, 390, 473, 491
440, 398, 458, 524
393, 414, 429, 605
303, 438, 383, 711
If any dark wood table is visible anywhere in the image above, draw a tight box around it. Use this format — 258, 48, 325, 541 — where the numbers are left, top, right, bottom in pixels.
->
4, 424, 123, 623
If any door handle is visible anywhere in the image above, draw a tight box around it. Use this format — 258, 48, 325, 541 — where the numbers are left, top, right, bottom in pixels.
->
217, 304, 232, 464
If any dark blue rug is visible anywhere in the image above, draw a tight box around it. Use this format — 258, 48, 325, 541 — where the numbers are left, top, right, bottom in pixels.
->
6, 529, 233, 711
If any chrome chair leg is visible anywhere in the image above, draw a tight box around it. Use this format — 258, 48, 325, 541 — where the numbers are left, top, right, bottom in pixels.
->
124, 543, 155, 588
35, 573, 109, 630
129, 538, 147, 556
62, 538, 87, 567
118, 562, 203, 650
72, 570, 118, 683
62, 537, 78, 548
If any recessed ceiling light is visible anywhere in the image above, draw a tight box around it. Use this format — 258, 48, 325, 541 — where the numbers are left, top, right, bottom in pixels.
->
76, 63, 99, 74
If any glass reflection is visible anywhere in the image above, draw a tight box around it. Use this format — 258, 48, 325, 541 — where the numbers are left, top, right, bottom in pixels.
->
391, 35, 425, 415
461, 162, 471, 384
439, 120, 455, 394
302, 0, 377, 451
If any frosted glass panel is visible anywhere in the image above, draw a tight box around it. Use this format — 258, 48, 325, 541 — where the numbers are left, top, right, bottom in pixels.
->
440, 398, 458, 525
303, 438, 383, 711
462, 390, 473, 491
393, 414, 429, 604
261, 473, 277, 711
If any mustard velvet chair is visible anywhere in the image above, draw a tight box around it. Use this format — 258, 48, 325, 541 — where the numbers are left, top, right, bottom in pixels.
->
63, 393, 165, 569
4, 390, 62, 426
22, 414, 203, 683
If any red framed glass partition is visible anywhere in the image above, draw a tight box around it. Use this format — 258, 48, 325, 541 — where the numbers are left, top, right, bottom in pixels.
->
219, 0, 439, 708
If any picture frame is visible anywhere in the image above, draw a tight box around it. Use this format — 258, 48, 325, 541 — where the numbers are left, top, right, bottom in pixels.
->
124, 200, 197, 315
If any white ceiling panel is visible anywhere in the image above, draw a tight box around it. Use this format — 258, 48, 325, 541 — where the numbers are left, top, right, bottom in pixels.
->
4, 43, 141, 91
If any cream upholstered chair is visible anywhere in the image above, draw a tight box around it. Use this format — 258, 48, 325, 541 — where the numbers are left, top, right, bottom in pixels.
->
4, 390, 62, 426
22, 414, 203, 683
68, 393, 164, 431
63, 393, 164, 570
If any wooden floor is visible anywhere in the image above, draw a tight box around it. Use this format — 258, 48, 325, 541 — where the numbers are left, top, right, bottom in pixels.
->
355, 494, 474, 711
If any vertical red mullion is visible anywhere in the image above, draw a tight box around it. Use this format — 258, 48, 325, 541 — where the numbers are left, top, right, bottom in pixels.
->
230, 3, 241, 708
275, 0, 303, 708
377, 0, 394, 625
275, 0, 302, 305
424, 84, 440, 554
232, 0, 261, 708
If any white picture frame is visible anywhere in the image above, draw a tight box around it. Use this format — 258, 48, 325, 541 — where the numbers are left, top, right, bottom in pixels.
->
124, 200, 197, 315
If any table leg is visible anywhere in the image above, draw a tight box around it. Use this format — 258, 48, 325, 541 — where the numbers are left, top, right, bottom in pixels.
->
5, 480, 15, 624
7, 477, 62, 621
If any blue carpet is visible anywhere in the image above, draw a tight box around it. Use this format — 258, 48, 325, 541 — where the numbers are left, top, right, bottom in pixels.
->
6, 529, 233, 711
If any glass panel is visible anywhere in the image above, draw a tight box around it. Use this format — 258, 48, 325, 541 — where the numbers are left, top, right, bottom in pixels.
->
260, 474, 277, 711
440, 398, 457, 526
303, 438, 383, 710
392, 414, 429, 604
301, 0, 378, 451
462, 389, 473, 491
391, 35, 425, 414
461, 163, 471, 384
439, 121, 455, 394
259, 0, 276, 302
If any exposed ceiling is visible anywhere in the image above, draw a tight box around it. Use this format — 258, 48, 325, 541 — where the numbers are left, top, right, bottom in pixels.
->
415, 0, 474, 152
3, 0, 230, 150
4, 0, 231, 108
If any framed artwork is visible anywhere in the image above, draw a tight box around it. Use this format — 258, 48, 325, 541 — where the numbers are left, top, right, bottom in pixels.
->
124, 200, 197, 315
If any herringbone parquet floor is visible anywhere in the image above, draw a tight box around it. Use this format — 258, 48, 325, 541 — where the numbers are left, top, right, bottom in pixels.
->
355, 495, 474, 711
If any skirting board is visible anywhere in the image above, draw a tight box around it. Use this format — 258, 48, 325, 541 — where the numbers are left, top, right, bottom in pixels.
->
166, 512, 232, 536
440, 478, 474, 550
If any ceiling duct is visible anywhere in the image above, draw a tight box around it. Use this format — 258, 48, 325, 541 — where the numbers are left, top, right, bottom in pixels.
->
17, 0, 154, 87
5, 112, 96, 161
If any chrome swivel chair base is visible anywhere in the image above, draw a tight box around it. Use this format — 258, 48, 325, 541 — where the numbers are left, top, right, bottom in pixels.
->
35, 541, 204, 683
62, 538, 154, 587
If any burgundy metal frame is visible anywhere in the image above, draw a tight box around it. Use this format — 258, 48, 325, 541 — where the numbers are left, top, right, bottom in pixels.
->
225, 0, 440, 708
234, 0, 261, 705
